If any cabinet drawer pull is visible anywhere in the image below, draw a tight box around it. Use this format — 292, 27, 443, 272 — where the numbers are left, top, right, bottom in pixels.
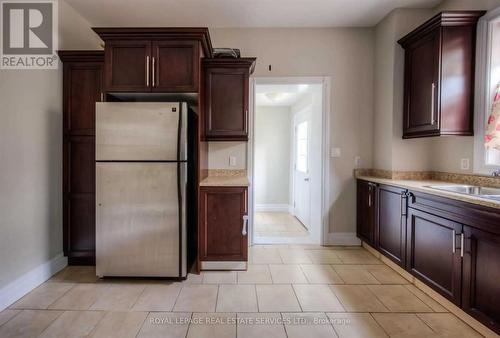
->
146, 56, 150, 87
430, 82, 436, 124
242, 215, 249, 236
400, 191, 408, 216
452, 230, 456, 253
152, 57, 156, 87
460, 233, 464, 257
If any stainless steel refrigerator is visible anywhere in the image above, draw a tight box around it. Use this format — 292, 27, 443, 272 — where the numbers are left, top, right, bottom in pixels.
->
95, 102, 188, 278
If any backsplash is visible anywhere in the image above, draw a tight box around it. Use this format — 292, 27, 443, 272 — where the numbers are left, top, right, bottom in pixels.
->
208, 142, 247, 170
207, 169, 246, 177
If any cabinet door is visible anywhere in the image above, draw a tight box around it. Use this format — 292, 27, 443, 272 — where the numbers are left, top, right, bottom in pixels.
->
377, 185, 406, 266
63, 136, 96, 264
152, 40, 199, 92
406, 208, 462, 305
104, 40, 151, 92
357, 180, 376, 245
462, 226, 500, 334
205, 67, 248, 140
62, 60, 102, 265
63, 63, 102, 136
199, 187, 248, 261
403, 29, 440, 138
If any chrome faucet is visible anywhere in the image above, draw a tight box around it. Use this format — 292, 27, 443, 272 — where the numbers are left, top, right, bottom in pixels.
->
493, 169, 500, 177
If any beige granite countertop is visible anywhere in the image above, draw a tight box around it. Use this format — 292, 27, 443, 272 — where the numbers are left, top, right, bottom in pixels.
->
199, 170, 249, 187
357, 175, 500, 210
199, 175, 249, 187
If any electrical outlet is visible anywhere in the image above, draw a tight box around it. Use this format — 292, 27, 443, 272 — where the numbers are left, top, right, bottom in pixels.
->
229, 156, 237, 167
355, 156, 362, 168
461, 158, 470, 170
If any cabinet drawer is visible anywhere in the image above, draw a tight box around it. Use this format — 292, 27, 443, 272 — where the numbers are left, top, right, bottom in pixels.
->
408, 191, 500, 235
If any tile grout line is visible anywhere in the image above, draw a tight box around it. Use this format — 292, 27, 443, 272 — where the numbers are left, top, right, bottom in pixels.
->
290, 284, 303, 312
214, 284, 220, 313
129, 284, 148, 310
134, 311, 149, 338
367, 312, 391, 338
254, 284, 260, 313
35, 308, 66, 338
170, 283, 184, 312
403, 284, 443, 313
184, 312, 194, 338
86, 310, 109, 337
0, 309, 22, 329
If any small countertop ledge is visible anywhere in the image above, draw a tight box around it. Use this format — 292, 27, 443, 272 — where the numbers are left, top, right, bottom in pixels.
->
357, 175, 500, 210
200, 170, 249, 187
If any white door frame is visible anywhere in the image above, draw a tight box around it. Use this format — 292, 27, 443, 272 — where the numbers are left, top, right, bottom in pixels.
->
248, 77, 331, 245
292, 106, 312, 229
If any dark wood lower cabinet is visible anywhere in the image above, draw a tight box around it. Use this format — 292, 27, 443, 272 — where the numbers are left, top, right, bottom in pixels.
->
406, 208, 462, 305
377, 185, 407, 266
356, 179, 500, 335
462, 226, 500, 333
199, 186, 248, 262
356, 180, 376, 245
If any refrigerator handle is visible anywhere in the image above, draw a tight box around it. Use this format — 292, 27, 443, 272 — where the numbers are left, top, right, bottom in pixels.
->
178, 162, 188, 277
178, 103, 188, 161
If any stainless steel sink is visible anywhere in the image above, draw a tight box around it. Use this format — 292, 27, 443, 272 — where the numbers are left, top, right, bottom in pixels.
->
426, 185, 500, 201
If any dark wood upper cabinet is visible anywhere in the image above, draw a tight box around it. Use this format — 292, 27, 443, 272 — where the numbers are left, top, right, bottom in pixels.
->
58, 51, 104, 265
398, 11, 485, 139
93, 28, 212, 93
377, 185, 407, 267
406, 207, 462, 305
199, 186, 248, 262
462, 226, 500, 334
356, 180, 377, 245
203, 58, 256, 141
104, 40, 151, 92
152, 40, 199, 92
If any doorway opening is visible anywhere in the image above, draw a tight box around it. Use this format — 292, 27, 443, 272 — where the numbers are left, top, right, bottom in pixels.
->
251, 79, 326, 244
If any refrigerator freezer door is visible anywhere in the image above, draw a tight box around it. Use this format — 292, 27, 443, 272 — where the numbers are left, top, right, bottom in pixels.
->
96, 102, 187, 161
96, 162, 180, 277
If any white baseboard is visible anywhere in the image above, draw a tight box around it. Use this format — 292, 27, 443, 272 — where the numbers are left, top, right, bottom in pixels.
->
324, 232, 361, 246
0, 253, 67, 311
255, 204, 292, 213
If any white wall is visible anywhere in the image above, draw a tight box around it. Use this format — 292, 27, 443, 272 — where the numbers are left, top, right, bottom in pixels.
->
254, 106, 291, 205
210, 28, 374, 236
0, 0, 100, 289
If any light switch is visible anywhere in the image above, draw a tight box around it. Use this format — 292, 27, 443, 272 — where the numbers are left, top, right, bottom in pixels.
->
330, 148, 341, 158
229, 156, 237, 167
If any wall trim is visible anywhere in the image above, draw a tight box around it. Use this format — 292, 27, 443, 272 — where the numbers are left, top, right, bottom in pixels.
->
324, 232, 361, 246
255, 204, 292, 213
0, 253, 67, 311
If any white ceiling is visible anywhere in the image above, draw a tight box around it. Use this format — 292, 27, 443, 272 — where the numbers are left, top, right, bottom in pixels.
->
256, 84, 312, 107
65, 0, 442, 28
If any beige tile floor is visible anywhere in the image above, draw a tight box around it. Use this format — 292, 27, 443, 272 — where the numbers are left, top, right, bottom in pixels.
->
254, 212, 309, 237
0, 245, 487, 338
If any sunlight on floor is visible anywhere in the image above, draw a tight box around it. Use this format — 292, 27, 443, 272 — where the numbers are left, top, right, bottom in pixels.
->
254, 212, 308, 238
